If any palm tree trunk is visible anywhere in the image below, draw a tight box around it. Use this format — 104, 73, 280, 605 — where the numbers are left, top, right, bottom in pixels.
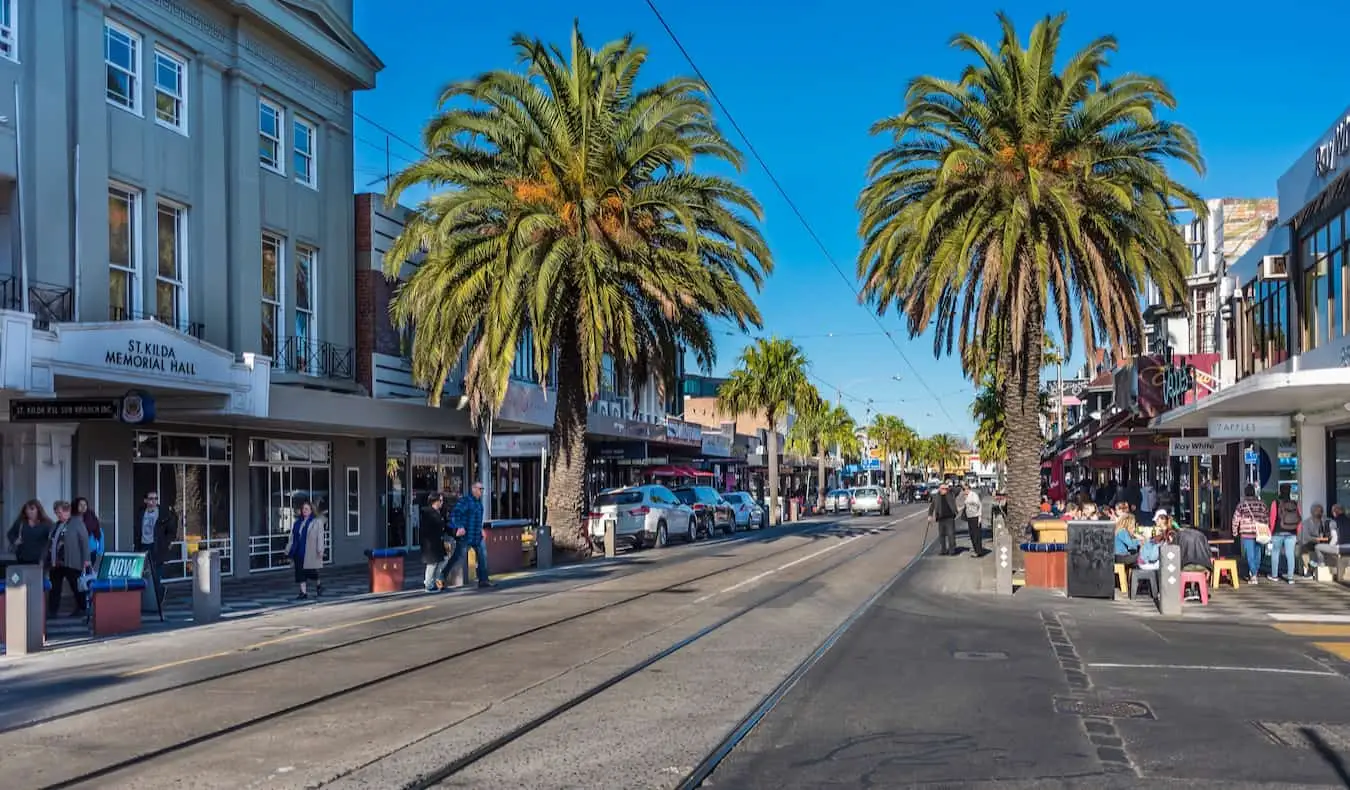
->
816, 446, 827, 512
545, 339, 591, 556
767, 421, 781, 526
999, 325, 1045, 567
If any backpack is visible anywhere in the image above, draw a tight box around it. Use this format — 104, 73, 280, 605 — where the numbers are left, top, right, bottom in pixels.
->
1277, 500, 1301, 531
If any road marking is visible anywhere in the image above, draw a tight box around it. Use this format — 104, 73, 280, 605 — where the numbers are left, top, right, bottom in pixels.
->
691, 511, 921, 604
1267, 613, 1350, 623
1274, 624, 1350, 637
1087, 662, 1338, 677
1313, 642, 1350, 661
120, 605, 435, 677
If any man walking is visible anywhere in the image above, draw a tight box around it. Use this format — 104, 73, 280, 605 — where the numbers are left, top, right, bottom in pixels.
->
960, 483, 983, 556
929, 482, 959, 556
446, 481, 493, 588
134, 491, 177, 605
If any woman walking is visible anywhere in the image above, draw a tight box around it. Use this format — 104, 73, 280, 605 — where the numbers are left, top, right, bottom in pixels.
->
6, 499, 54, 565
284, 501, 325, 600
74, 497, 103, 570
48, 500, 92, 617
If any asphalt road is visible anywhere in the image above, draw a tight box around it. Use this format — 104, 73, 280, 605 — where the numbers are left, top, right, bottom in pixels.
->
708, 550, 1350, 789
0, 508, 932, 790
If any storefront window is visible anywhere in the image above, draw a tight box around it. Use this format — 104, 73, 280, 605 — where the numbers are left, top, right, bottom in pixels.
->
132, 431, 233, 580
493, 457, 541, 522
384, 456, 409, 549
408, 440, 467, 546
1334, 434, 1350, 510
246, 439, 332, 572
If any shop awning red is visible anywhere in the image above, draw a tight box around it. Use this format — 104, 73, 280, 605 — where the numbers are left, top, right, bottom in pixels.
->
645, 465, 711, 478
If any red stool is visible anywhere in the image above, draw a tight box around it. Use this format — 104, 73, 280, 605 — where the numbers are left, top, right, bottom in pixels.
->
1180, 570, 1209, 605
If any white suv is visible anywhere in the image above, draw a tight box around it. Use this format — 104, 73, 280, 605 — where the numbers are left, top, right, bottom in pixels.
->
588, 485, 696, 550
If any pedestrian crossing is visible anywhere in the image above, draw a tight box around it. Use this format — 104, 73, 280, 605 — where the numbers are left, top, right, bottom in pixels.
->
1272, 622, 1350, 664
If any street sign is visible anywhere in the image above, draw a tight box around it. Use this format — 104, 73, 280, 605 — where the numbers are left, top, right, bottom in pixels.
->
867, 448, 883, 460
860, 458, 882, 471
1244, 449, 1259, 465
9, 398, 119, 422
96, 552, 148, 581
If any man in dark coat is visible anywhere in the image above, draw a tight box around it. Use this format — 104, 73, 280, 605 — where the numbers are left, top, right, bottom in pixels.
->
420, 493, 449, 592
134, 491, 178, 605
929, 482, 960, 556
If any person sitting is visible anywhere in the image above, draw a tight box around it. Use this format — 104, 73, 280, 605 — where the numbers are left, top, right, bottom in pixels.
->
1315, 506, 1350, 577
1114, 514, 1141, 568
1176, 522, 1214, 602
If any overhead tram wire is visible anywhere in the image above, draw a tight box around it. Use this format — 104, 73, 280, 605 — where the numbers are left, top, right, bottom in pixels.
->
640, 0, 960, 428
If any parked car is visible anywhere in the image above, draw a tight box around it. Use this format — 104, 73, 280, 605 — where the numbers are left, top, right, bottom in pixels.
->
720, 491, 764, 530
851, 486, 891, 516
672, 486, 735, 537
587, 485, 696, 550
824, 489, 852, 514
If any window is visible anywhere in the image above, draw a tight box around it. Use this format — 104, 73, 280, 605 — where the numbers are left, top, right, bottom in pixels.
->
0, 0, 17, 62
293, 118, 316, 187
156, 202, 186, 330
108, 185, 141, 320
295, 245, 316, 354
345, 467, 361, 536
104, 20, 141, 112
247, 439, 332, 571
259, 99, 284, 173
132, 432, 234, 580
262, 234, 284, 358
153, 48, 187, 132
94, 462, 119, 552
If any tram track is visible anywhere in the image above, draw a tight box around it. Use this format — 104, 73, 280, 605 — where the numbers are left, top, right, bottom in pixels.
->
18, 516, 905, 790
0, 518, 839, 739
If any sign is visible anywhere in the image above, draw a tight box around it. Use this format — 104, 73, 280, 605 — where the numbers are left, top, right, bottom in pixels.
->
860, 458, 882, 471
96, 552, 147, 582
1315, 111, 1350, 177
1157, 347, 1195, 410
119, 389, 156, 425
1244, 448, 1259, 465
9, 398, 119, 421
489, 433, 549, 458
664, 417, 702, 446
868, 448, 884, 460
105, 340, 198, 376
700, 430, 733, 457
617, 455, 667, 467
1168, 437, 1229, 457
595, 441, 646, 460
1208, 416, 1291, 439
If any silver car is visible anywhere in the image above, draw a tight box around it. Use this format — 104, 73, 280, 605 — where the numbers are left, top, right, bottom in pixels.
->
824, 489, 852, 514
851, 486, 890, 516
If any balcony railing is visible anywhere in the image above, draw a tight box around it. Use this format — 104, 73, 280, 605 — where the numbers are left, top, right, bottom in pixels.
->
0, 276, 74, 329
108, 305, 205, 339
277, 336, 354, 380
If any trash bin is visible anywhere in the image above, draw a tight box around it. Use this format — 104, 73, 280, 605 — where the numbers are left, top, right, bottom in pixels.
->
365, 548, 407, 594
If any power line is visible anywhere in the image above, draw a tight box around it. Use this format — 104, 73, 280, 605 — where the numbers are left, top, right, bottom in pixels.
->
641, 0, 961, 429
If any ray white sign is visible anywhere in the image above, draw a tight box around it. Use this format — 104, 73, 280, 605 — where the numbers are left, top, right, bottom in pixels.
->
1168, 437, 1230, 457
1207, 416, 1291, 439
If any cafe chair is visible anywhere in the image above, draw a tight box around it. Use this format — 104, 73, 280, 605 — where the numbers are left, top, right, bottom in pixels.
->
1180, 570, 1210, 605
1114, 563, 1130, 594
1211, 558, 1239, 590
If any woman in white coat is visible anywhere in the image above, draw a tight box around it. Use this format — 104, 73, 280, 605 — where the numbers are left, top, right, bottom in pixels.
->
284, 500, 325, 600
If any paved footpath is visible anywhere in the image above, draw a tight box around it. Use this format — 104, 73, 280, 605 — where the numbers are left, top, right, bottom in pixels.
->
709, 551, 1350, 789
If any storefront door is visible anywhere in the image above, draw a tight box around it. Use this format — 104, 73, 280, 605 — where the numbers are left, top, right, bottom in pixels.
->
402, 440, 467, 550
132, 432, 233, 580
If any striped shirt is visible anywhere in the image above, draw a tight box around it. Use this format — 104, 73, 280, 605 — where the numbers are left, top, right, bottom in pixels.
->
1232, 498, 1267, 537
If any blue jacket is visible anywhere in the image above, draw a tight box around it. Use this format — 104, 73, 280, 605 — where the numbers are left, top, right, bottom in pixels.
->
450, 494, 485, 543
1114, 528, 1140, 556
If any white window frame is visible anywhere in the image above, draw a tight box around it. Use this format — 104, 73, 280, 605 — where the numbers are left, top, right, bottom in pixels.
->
259, 98, 284, 174
345, 466, 361, 536
0, 0, 19, 63
104, 19, 141, 114
153, 47, 188, 134
155, 200, 188, 331
109, 183, 142, 319
262, 233, 285, 360
293, 117, 316, 188
295, 245, 317, 358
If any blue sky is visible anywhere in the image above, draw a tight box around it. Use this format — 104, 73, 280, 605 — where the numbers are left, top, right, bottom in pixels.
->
351, 0, 1348, 441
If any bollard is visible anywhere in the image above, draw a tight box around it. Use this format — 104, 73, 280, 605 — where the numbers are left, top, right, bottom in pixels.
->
5, 565, 45, 655
604, 520, 617, 558
446, 548, 468, 588
535, 526, 553, 570
994, 528, 1012, 596
790, 499, 800, 522
192, 549, 222, 624
1159, 545, 1182, 616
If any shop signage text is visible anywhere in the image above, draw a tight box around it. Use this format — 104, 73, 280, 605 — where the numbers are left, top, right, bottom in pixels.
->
489, 433, 549, 458
700, 430, 733, 457
10, 398, 119, 421
106, 340, 197, 376
1157, 347, 1195, 410
1168, 437, 1229, 457
595, 441, 646, 460
1208, 416, 1291, 439
665, 417, 702, 446
96, 552, 147, 582
1315, 112, 1350, 178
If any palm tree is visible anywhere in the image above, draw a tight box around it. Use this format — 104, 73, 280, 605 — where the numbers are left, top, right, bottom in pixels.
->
927, 433, 966, 478
788, 399, 858, 509
856, 13, 1204, 536
868, 414, 913, 493
384, 23, 772, 554
718, 338, 817, 526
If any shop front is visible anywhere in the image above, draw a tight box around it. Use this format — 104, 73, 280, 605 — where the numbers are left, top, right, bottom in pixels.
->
584, 400, 665, 505
698, 425, 741, 492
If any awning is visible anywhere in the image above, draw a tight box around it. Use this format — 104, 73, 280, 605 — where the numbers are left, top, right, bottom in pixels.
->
644, 465, 712, 478
1152, 366, 1350, 431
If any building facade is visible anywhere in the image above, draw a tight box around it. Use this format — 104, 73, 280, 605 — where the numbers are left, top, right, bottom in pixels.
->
0, 0, 386, 581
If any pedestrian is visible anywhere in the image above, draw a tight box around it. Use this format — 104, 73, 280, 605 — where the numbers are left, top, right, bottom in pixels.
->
1269, 491, 1302, 584
446, 481, 493, 588
1231, 485, 1269, 583
928, 482, 959, 556
7, 499, 53, 565
1301, 503, 1333, 578
419, 493, 450, 592
959, 483, 983, 556
47, 501, 92, 617
285, 500, 325, 600
134, 491, 178, 605
74, 497, 103, 571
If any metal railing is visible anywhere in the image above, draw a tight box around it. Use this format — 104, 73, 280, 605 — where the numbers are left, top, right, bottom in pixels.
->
277, 335, 355, 380
108, 305, 205, 339
0, 275, 74, 329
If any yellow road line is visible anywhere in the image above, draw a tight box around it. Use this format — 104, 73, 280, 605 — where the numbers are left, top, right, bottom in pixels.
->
1312, 642, 1350, 660
120, 604, 435, 678
1274, 624, 1350, 637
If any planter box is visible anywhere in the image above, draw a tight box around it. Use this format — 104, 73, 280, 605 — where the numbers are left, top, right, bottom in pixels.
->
364, 548, 406, 594
91, 579, 147, 637
1021, 543, 1067, 589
